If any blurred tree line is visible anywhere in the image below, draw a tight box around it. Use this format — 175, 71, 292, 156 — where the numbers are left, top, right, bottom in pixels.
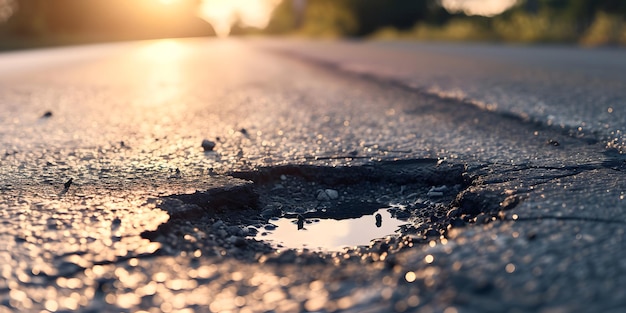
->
495, 0, 626, 45
0, 0, 624, 49
265, 0, 449, 37
0, 0, 214, 49
265, 0, 626, 46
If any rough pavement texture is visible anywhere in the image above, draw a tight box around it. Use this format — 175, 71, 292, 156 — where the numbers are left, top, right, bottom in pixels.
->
257, 39, 626, 151
1, 38, 625, 312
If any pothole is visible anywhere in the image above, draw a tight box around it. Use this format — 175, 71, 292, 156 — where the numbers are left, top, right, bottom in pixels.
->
141, 159, 516, 263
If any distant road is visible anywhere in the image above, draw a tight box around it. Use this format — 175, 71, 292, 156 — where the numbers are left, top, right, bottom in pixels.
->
257, 39, 626, 150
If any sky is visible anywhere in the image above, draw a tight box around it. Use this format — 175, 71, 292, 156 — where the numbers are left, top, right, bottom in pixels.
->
440, 0, 518, 17
196, 0, 282, 37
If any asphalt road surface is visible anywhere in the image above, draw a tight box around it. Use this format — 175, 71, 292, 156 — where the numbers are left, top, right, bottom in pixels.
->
1, 38, 625, 313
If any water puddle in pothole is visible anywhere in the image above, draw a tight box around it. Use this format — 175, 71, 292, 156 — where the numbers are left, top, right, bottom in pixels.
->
255, 208, 408, 251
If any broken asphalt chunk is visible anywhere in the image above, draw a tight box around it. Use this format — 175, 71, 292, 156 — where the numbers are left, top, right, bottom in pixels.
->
201, 139, 216, 151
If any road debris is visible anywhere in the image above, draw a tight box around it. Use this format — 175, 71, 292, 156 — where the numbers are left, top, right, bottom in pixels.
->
316, 189, 339, 201
201, 139, 216, 151
63, 178, 73, 191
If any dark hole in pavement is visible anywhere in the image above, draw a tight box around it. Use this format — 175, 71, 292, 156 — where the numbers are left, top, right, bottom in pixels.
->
142, 159, 518, 263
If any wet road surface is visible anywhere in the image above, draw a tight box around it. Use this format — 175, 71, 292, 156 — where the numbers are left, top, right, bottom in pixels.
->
1, 38, 625, 312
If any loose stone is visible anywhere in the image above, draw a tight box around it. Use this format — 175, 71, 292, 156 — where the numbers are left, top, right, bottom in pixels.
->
474, 213, 490, 224
245, 227, 258, 236
427, 191, 444, 197
427, 186, 445, 197
212, 220, 225, 229
325, 189, 339, 200
216, 229, 228, 238
63, 178, 73, 190
201, 139, 216, 151
317, 189, 339, 201
547, 139, 560, 146
227, 236, 247, 247
446, 207, 461, 218
430, 186, 448, 192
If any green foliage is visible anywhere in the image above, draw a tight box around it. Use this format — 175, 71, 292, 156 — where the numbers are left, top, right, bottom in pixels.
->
396, 18, 494, 42
265, 0, 299, 34
492, 11, 578, 43
580, 11, 626, 46
342, 0, 440, 35
267, 0, 445, 38
298, 0, 358, 37
369, 0, 626, 45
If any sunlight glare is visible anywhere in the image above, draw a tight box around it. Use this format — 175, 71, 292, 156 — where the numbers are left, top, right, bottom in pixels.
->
0, 0, 17, 22
132, 40, 190, 107
136, 39, 187, 61
441, 0, 518, 17
197, 0, 282, 37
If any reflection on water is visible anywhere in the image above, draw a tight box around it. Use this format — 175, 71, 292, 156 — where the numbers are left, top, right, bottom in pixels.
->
257, 209, 408, 251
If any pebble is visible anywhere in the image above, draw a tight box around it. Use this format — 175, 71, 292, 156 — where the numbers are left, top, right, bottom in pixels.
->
274, 250, 297, 263
260, 208, 275, 219
227, 236, 247, 247
227, 226, 243, 236
271, 184, 285, 191
446, 207, 461, 218
430, 186, 448, 192
245, 227, 258, 236
448, 218, 466, 228
216, 229, 228, 238
201, 139, 216, 151
212, 220, 225, 229
297, 214, 305, 229
317, 189, 339, 201
427, 190, 444, 197
474, 213, 491, 224
425, 228, 440, 237
547, 139, 560, 146
427, 186, 447, 197
111, 218, 122, 229
64, 178, 73, 190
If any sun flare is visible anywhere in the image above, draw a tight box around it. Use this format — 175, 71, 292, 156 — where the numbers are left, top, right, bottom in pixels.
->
197, 0, 282, 37
441, 0, 518, 17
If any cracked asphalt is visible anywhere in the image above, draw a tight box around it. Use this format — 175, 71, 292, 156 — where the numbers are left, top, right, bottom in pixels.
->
1, 38, 625, 312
